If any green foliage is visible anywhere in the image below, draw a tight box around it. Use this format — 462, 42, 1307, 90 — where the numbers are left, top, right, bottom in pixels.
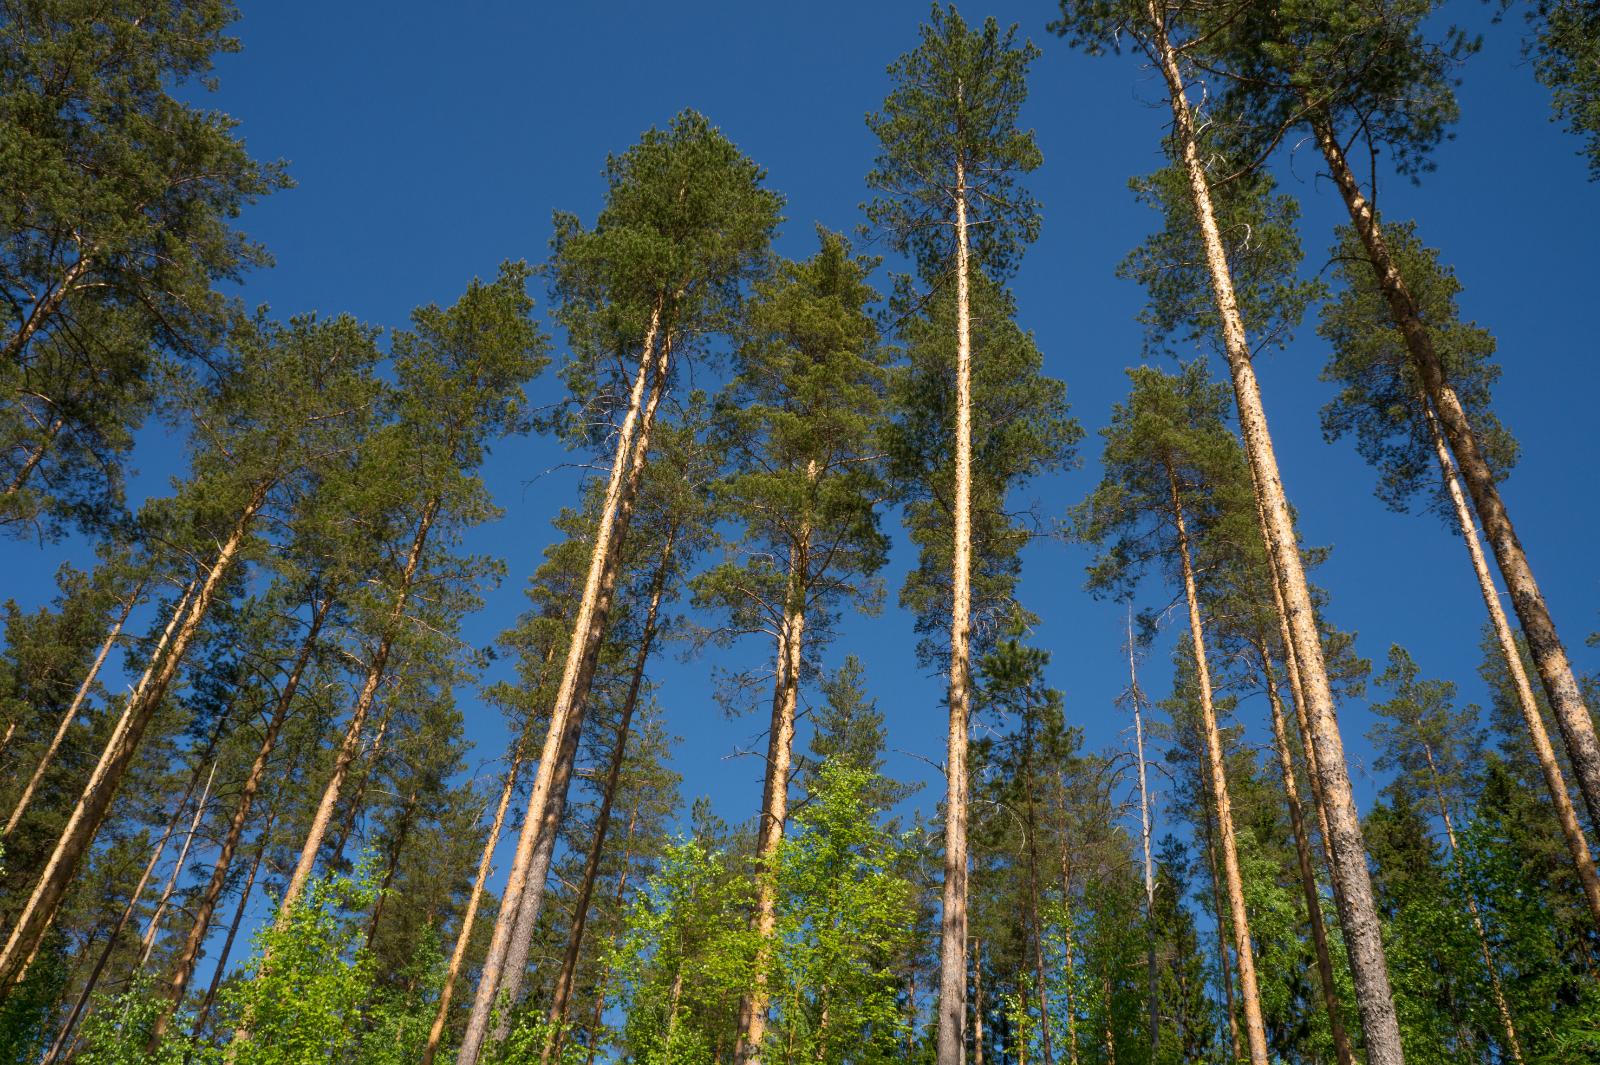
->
1524, 0, 1600, 178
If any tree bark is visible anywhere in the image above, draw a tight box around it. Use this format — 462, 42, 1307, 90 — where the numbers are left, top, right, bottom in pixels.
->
738, 469, 814, 1065
421, 742, 525, 1065
1312, 116, 1600, 837
457, 304, 671, 1065
0, 484, 266, 990
542, 533, 674, 1065
1, 254, 93, 366
152, 595, 332, 1042
937, 143, 974, 1065
363, 782, 420, 951
278, 498, 438, 921
1140, 14, 1405, 1060
971, 938, 984, 1065
1260, 645, 1355, 1065
1055, 821, 1080, 1065
193, 803, 277, 1040
327, 700, 396, 872
136, 760, 218, 970
4, 416, 64, 499
1423, 746, 1525, 1065
1420, 397, 1600, 929
4, 582, 142, 838
1167, 467, 1269, 1065
1125, 607, 1159, 1055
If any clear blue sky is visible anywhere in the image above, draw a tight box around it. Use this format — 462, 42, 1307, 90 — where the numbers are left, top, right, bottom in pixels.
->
6, 1, 1597, 877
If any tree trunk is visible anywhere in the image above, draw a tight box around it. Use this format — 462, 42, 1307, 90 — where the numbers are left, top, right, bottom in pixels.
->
1056, 828, 1080, 1065
971, 938, 984, 1065
363, 783, 420, 951
739, 474, 814, 1065
328, 700, 396, 872
4, 416, 64, 498
1168, 466, 1269, 1065
937, 144, 975, 1065
542, 533, 675, 1065
421, 741, 525, 1065
457, 304, 671, 1065
1199, 773, 1242, 1064
1125, 606, 1159, 1055
1312, 116, 1600, 835
1260, 644, 1355, 1065
1141, 15, 1405, 1059
0, 484, 266, 990
4, 582, 142, 838
278, 499, 438, 920
136, 759, 218, 970
193, 803, 277, 1040
40, 759, 210, 1065
1423, 746, 1525, 1065
1421, 397, 1600, 929
1, 254, 93, 366
152, 595, 331, 1042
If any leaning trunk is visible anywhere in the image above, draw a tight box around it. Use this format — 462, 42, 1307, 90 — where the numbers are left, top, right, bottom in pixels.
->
136, 760, 218, 971
4, 583, 142, 837
0, 484, 266, 990
1141, 14, 1405, 1059
1312, 116, 1600, 836
1421, 396, 1600, 929
457, 305, 671, 1065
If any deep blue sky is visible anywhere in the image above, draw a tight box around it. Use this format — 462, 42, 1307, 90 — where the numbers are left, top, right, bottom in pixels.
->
7, 1, 1598, 875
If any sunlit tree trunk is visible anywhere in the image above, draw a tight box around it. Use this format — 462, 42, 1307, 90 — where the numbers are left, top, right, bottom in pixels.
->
1126, 607, 1158, 1054
1420, 397, 1600, 929
0, 484, 266, 990
1312, 117, 1599, 847
458, 307, 670, 1065
938, 145, 975, 1065
1259, 644, 1355, 1065
1140, 12, 1404, 1058
542, 533, 674, 1065
972, 938, 985, 1065
4, 582, 142, 837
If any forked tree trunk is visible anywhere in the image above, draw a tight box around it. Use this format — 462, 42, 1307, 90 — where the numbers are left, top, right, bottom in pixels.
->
1259, 645, 1355, 1065
1168, 467, 1269, 1065
738, 475, 814, 1064
937, 144, 975, 1065
1421, 398, 1600, 928
278, 499, 438, 922
136, 760, 218, 970
543, 534, 675, 1065
457, 304, 671, 1065
0, 484, 266, 990
4, 582, 142, 837
1141, 13, 1405, 1059
421, 741, 525, 1065
152, 595, 332, 1043
1422, 747, 1525, 1065
1312, 116, 1600, 842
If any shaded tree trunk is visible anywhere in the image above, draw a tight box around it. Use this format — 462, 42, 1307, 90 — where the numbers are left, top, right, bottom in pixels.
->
0, 483, 266, 990
1139, 13, 1405, 1058
136, 760, 218, 970
193, 802, 277, 1040
1313, 116, 1600, 842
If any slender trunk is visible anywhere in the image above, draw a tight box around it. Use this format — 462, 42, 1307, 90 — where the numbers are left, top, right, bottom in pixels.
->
1141, 16, 1405, 1059
4, 584, 142, 838
40, 766, 206, 1065
421, 744, 525, 1065
193, 804, 276, 1040
136, 760, 218, 970
971, 938, 984, 1065
542, 534, 675, 1065
1024, 811, 1053, 1065
1200, 785, 1242, 1063
739, 471, 814, 1064
328, 700, 396, 872
4, 416, 64, 497
1423, 747, 1525, 1065
152, 596, 331, 1043
278, 499, 438, 921
938, 143, 975, 1065
362, 784, 419, 952
1101, 979, 1117, 1065
458, 305, 671, 1065
1126, 606, 1159, 1054
1056, 830, 1081, 1065
1168, 466, 1269, 1065
1313, 117, 1600, 840
1421, 398, 1600, 929
1260, 644, 1355, 1065
2, 255, 92, 366
0, 485, 265, 990
0, 719, 15, 759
